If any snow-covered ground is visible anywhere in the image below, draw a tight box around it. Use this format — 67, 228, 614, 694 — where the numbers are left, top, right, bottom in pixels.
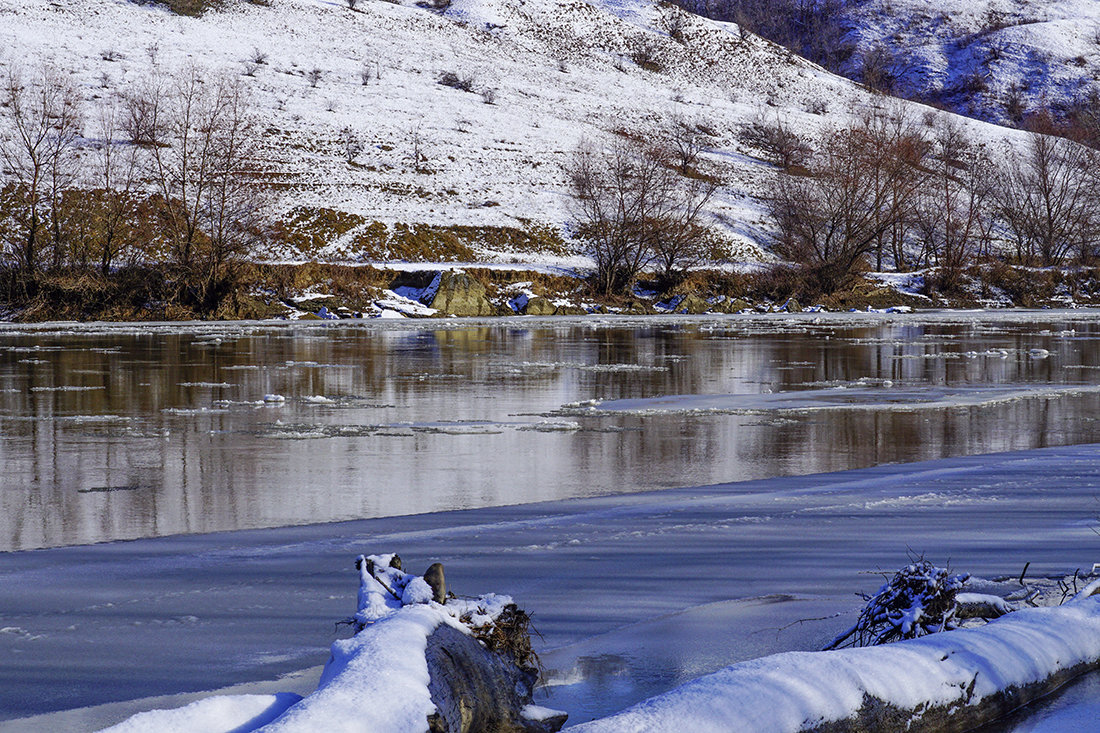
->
840, 0, 1100, 123
0, 0, 1031, 264
2, 442, 1100, 730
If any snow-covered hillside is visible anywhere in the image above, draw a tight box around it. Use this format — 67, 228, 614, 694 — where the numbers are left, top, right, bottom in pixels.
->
840, 0, 1100, 124
0, 0, 1024, 266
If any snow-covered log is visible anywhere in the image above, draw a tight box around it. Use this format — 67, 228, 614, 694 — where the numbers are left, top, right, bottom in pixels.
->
569, 593, 1100, 733
264, 554, 565, 733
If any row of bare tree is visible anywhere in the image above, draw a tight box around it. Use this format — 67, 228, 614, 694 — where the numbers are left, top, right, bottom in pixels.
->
0, 63, 264, 311
765, 108, 1100, 294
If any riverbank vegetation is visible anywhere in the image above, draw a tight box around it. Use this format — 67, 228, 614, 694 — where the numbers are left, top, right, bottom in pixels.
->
2, 58, 1100, 321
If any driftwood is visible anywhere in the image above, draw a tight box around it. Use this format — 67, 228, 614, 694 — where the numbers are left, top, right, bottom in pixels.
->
353, 554, 565, 733
426, 623, 565, 733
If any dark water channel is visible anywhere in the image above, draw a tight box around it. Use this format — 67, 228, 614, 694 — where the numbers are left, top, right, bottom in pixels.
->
4, 311, 1100, 552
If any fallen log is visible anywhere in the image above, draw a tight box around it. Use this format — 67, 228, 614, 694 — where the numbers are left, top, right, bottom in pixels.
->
571, 590, 1100, 733
263, 554, 565, 733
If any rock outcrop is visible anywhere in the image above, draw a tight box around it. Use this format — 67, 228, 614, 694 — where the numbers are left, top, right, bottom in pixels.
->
427, 272, 497, 316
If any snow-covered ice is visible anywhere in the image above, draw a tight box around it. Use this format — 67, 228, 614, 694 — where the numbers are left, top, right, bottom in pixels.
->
3, 443, 1100, 729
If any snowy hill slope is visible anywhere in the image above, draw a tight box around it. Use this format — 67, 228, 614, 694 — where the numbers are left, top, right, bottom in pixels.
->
840, 0, 1100, 124
0, 0, 1025, 265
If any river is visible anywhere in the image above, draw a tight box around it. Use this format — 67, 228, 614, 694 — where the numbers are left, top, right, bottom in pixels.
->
2, 311, 1100, 729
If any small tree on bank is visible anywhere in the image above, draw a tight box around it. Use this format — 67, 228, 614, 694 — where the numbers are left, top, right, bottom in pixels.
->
568, 135, 718, 295
0, 65, 82, 277
142, 68, 266, 310
768, 111, 929, 294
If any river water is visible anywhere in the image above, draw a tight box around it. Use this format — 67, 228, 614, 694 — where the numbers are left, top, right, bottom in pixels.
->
4, 311, 1100, 728
4, 311, 1100, 552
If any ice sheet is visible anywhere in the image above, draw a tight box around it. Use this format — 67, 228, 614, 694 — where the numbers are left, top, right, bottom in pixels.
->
1, 443, 1099, 729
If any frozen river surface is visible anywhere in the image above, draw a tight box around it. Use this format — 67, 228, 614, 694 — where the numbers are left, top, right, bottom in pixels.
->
1, 444, 1098, 730
2, 312, 1100, 729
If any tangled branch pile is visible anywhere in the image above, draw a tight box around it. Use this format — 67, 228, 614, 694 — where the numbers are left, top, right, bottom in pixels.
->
466, 603, 541, 676
826, 560, 970, 649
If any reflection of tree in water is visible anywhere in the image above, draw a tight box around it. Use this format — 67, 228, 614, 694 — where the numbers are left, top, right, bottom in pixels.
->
7, 318, 1100, 550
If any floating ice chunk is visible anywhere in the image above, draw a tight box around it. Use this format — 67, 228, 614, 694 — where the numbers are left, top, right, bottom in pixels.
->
303, 395, 336, 404
1029, 348, 1050, 359
518, 421, 582, 432
263, 394, 287, 403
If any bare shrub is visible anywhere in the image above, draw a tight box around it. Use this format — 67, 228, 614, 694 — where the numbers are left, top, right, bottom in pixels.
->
663, 11, 687, 43
669, 118, 708, 175
629, 37, 662, 72
340, 126, 363, 163
480, 87, 497, 105
410, 127, 429, 173
307, 68, 324, 87
439, 71, 476, 92
826, 560, 969, 649
739, 111, 811, 170
123, 79, 164, 146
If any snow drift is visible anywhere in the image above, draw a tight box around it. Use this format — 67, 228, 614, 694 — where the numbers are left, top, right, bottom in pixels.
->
569, 589, 1100, 732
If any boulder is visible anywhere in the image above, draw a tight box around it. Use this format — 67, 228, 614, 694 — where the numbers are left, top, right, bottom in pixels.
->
427, 272, 497, 317
522, 297, 557, 316
621, 299, 655, 315
713, 296, 751, 313
553, 304, 587, 316
672, 294, 711, 314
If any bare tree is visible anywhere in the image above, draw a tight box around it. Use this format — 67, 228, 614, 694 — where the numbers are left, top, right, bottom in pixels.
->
669, 117, 708, 175
0, 65, 83, 275
650, 170, 719, 283
143, 68, 265, 310
915, 118, 994, 292
861, 107, 932, 272
769, 113, 929, 293
739, 110, 811, 170
993, 121, 1100, 266
79, 98, 145, 275
569, 136, 718, 293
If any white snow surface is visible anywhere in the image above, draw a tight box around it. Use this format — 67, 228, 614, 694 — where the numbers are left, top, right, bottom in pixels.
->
251, 555, 514, 732
840, 0, 1100, 124
0, 0, 1030, 264
570, 597, 1100, 732
258, 605, 441, 733
98, 694, 301, 733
